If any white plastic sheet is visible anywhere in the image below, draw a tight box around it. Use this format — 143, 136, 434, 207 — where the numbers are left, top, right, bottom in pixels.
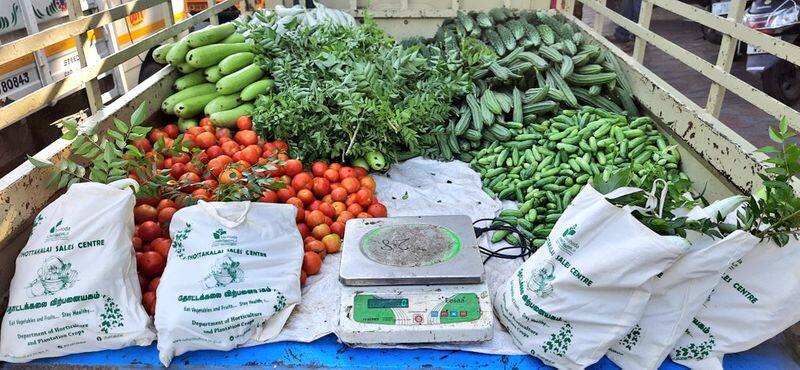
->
269, 157, 527, 355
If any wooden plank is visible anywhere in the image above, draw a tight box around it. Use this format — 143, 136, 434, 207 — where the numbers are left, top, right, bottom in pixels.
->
0, 0, 239, 131
632, 0, 653, 63
580, 0, 800, 130
0, 0, 164, 66
67, 0, 103, 113
592, 0, 606, 34
706, 0, 747, 117
648, 0, 800, 67
563, 10, 768, 196
208, 0, 220, 25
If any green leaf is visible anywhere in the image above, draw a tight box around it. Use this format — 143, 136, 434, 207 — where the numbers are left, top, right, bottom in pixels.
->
131, 102, 147, 127
131, 126, 150, 135
27, 155, 53, 168
89, 168, 107, 183
113, 118, 128, 133
103, 143, 115, 164
768, 126, 783, 143
67, 177, 80, 188
107, 129, 124, 142
62, 129, 78, 141
46, 171, 61, 188
592, 167, 632, 195
57, 173, 71, 189
780, 116, 789, 134
756, 146, 779, 154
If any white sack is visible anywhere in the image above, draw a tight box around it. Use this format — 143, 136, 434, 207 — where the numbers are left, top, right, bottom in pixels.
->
671, 236, 800, 369
495, 185, 688, 369
0, 180, 155, 362
156, 201, 303, 366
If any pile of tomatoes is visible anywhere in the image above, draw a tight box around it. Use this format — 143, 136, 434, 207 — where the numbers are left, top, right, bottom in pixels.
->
129, 116, 387, 315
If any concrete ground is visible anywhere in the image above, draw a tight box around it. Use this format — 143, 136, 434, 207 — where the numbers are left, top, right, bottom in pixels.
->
581, 6, 800, 148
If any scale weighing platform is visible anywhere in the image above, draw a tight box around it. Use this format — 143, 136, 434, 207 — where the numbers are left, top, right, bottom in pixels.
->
337, 215, 494, 345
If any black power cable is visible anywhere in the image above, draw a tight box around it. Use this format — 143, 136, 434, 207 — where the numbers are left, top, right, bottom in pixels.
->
472, 218, 537, 264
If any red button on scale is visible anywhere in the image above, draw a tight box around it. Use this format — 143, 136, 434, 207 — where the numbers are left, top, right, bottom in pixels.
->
440, 310, 448, 317
460, 311, 467, 317
414, 314, 423, 324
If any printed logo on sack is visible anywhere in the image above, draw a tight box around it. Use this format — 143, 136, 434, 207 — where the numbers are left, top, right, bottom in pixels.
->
203, 256, 245, 288
211, 228, 238, 248
26, 256, 78, 297
45, 218, 71, 242
527, 261, 556, 298
556, 224, 579, 255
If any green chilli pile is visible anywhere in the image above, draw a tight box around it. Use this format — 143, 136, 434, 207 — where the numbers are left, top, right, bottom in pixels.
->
469, 106, 685, 247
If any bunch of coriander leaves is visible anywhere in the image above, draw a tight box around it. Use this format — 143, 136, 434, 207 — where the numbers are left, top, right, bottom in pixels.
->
592, 163, 722, 238
734, 117, 800, 246
239, 11, 487, 165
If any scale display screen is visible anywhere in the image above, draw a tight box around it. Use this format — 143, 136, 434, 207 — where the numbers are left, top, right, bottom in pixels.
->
367, 298, 409, 309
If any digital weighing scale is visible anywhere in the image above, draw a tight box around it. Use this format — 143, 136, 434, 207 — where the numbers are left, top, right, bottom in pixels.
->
337, 215, 494, 345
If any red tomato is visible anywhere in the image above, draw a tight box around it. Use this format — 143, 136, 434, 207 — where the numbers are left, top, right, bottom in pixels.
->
138, 273, 149, 292
219, 168, 242, 185
331, 201, 346, 215
262, 142, 277, 156
259, 190, 278, 203
297, 189, 315, 206
305, 210, 326, 228
360, 176, 376, 191
195, 132, 216, 149
303, 251, 322, 275
202, 179, 218, 190
337, 211, 355, 224
215, 128, 232, 139
323, 168, 339, 183
158, 207, 177, 224
199, 117, 213, 127
162, 124, 179, 139
134, 204, 158, 223
138, 251, 166, 278
353, 166, 368, 179
329, 163, 342, 171
239, 146, 261, 165
207, 145, 223, 159
132, 236, 143, 251
321, 194, 333, 204
221, 141, 239, 156
276, 187, 296, 203
169, 163, 186, 179
206, 155, 232, 178
148, 129, 167, 144
339, 166, 357, 179
179, 172, 201, 192
341, 177, 360, 194
291, 172, 313, 191
346, 203, 363, 215
318, 202, 336, 218
297, 223, 310, 238
311, 161, 328, 177
357, 212, 373, 219
355, 189, 374, 207
132, 138, 152, 152
283, 159, 303, 177
273, 140, 289, 153
367, 203, 388, 218
187, 126, 205, 137
151, 238, 171, 259
285, 197, 305, 222
331, 187, 348, 202
148, 277, 161, 293
236, 116, 253, 130
193, 151, 209, 164
234, 130, 258, 146
171, 152, 191, 164
330, 222, 345, 238
312, 177, 331, 197
308, 200, 321, 211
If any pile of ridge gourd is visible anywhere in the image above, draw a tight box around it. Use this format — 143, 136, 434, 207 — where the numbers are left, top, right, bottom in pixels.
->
150, 8, 687, 248
152, 23, 273, 130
